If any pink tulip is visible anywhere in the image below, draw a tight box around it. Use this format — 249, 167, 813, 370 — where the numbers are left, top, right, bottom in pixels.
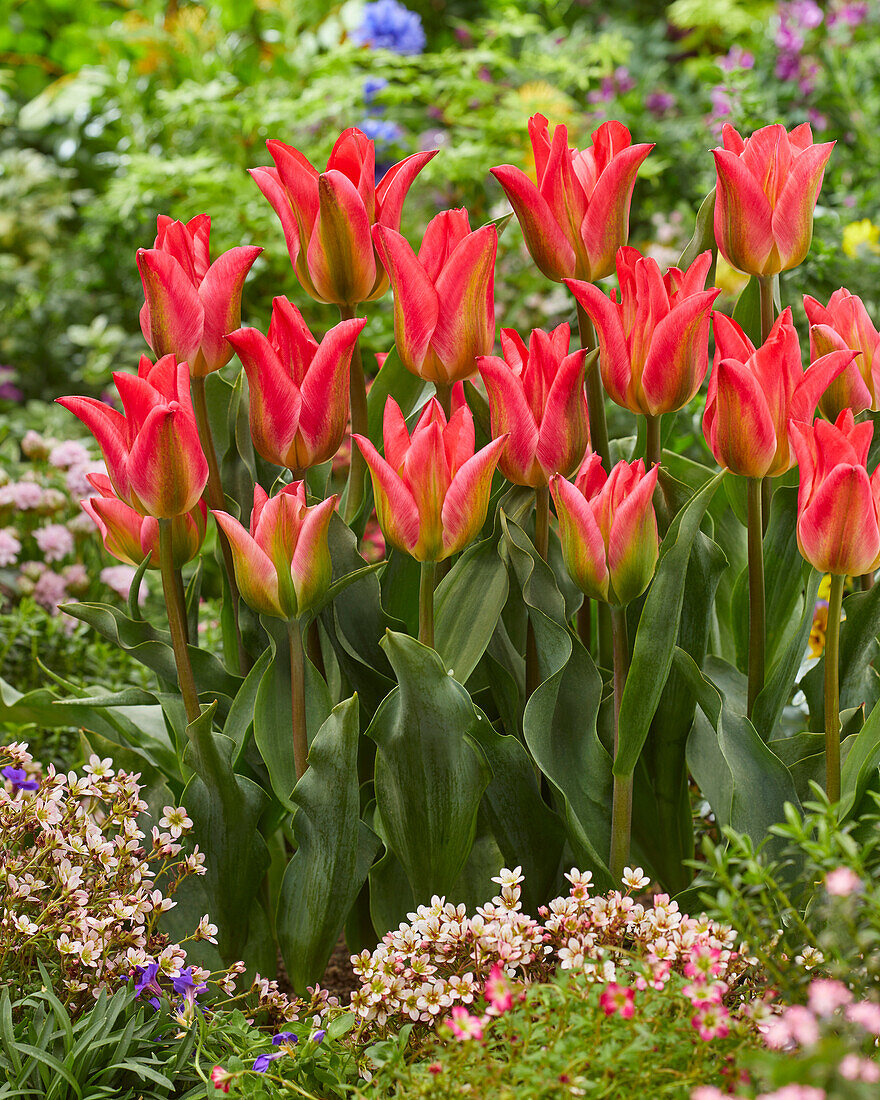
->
790, 409, 880, 576
352, 396, 507, 562
225, 297, 366, 472
58, 355, 208, 518
372, 210, 497, 385
712, 123, 834, 277
251, 128, 436, 306
137, 215, 262, 378
477, 323, 589, 487
82, 473, 207, 568
550, 453, 659, 606
803, 289, 880, 419
213, 483, 337, 620
566, 248, 719, 416
703, 308, 854, 478
491, 115, 653, 282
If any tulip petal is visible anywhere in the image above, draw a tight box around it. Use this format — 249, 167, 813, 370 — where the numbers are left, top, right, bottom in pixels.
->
789, 350, 856, 424
196, 245, 262, 376
478, 355, 541, 486
266, 140, 319, 233
213, 510, 284, 618
375, 150, 438, 230
137, 249, 204, 363
565, 277, 630, 408
536, 349, 589, 479
290, 494, 337, 615
373, 225, 439, 377
641, 289, 719, 415
799, 464, 880, 576
127, 405, 208, 518
226, 326, 302, 469
83, 496, 145, 566
490, 164, 576, 281
712, 148, 775, 274
297, 317, 365, 468
607, 465, 659, 605
810, 324, 872, 419
352, 434, 421, 555
549, 473, 609, 602
56, 396, 132, 501
381, 397, 413, 472
431, 225, 497, 383
708, 359, 777, 477
440, 436, 507, 559
772, 142, 835, 271
712, 311, 755, 365
580, 142, 654, 281
307, 170, 376, 305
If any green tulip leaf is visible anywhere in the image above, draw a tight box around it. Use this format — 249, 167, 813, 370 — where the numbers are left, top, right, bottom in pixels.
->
677, 186, 717, 282
366, 344, 433, 444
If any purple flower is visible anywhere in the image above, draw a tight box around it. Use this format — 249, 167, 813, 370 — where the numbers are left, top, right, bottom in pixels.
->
351, 0, 426, 55
310, 1028, 326, 1044
34, 524, 74, 563
172, 967, 207, 1004
133, 963, 163, 1009
358, 117, 404, 149
2, 766, 39, 792
645, 90, 675, 116
272, 1031, 298, 1046
49, 441, 91, 470
253, 1052, 281, 1073
32, 569, 69, 612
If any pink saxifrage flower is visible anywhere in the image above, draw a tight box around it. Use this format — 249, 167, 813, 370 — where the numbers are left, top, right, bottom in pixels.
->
824, 866, 862, 896
484, 963, 514, 1015
691, 1002, 730, 1041
600, 982, 636, 1019
447, 1005, 484, 1041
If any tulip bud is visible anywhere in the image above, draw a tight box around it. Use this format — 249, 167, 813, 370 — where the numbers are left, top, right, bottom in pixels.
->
712, 123, 834, 277
138, 214, 262, 377
251, 128, 436, 306
213, 483, 336, 620
477, 323, 589, 487
372, 210, 497, 385
803, 288, 880, 420
491, 116, 653, 282
226, 298, 365, 472
353, 396, 506, 562
790, 410, 880, 577
550, 454, 659, 606
566, 248, 719, 416
703, 309, 854, 478
58, 355, 209, 518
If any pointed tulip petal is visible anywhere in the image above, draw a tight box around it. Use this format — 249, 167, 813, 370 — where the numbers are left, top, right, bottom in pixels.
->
373, 225, 439, 377
712, 148, 775, 274
431, 224, 497, 382
641, 289, 718, 415
196, 245, 262, 376
353, 434, 421, 555
226, 326, 302, 469
772, 142, 835, 270
375, 150, 438, 230
607, 465, 659, 605
137, 249, 205, 363
290, 494, 337, 615
580, 142, 654, 281
799, 465, 880, 576
307, 170, 376, 305
535, 349, 589, 479
56, 396, 132, 501
478, 355, 541, 486
708, 359, 777, 477
127, 405, 208, 517
297, 317, 365, 468
213, 510, 284, 618
490, 164, 576, 281
550, 474, 609, 602
440, 436, 506, 558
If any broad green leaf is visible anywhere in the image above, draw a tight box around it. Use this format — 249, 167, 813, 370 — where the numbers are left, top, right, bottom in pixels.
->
366, 345, 433, 444
839, 694, 880, 820
367, 631, 490, 900
615, 471, 725, 776
277, 697, 381, 994
677, 186, 717, 281
225, 649, 272, 762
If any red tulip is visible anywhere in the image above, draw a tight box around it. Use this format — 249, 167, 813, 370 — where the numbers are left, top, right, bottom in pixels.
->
550, 454, 659, 606
225, 297, 366, 473
372, 210, 497, 385
566, 248, 719, 416
82, 473, 207, 568
58, 355, 208, 518
137, 215, 262, 378
803, 289, 880, 419
703, 308, 854, 478
477, 323, 589, 487
352, 396, 506, 562
251, 128, 436, 306
491, 115, 653, 282
790, 409, 880, 576
712, 123, 834, 277
213, 483, 337, 620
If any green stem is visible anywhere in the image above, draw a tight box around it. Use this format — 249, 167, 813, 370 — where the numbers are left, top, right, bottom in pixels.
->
190, 374, 249, 674
173, 568, 190, 644
746, 477, 766, 718
758, 275, 776, 344
306, 617, 326, 681
435, 381, 453, 421
341, 304, 368, 524
419, 559, 436, 648
576, 302, 612, 669
287, 618, 309, 781
824, 573, 845, 804
609, 605, 632, 882
645, 414, 662, 471
158, 517, 201, 726
526, 486, 551, 699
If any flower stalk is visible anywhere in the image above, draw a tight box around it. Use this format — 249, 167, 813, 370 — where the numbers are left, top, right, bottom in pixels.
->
609, 605, 632, 880
287, 618, 309, 781
419, 560, 436, 648
341, 304, 369, 524
158, 517, 201, 726
746, 476, 765, 718
824, 573, 845, 804
525, 485, 551, 698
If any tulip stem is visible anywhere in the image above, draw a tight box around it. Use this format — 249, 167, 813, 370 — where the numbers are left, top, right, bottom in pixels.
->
419, 559, 437, 648
609, 605, 633, 882
824, 573, 845, 804
173, 568, 189, 644
526, 486, 551, 698
287, 618, 309, 781
435, 382, 453, 421
190, 374, 249, 674
758, 275, 776, 344
158, 517, 201, 727
341, 305, 369, 525
576, 302, 612, 670
645, 414, 662, 471
746, 477, 766, 718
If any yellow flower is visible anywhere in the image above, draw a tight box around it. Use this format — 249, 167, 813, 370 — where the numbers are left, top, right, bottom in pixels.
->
818, 573, 832, 600
842, 220, 880, 259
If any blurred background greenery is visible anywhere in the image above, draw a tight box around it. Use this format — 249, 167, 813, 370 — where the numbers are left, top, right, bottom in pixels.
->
3, 0, 880, 404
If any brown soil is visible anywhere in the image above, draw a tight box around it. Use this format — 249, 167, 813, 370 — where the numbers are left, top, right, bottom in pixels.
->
276, 935, 358, 1003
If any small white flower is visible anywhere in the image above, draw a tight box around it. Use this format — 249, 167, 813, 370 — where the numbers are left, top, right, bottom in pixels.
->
622, 866, 650, 890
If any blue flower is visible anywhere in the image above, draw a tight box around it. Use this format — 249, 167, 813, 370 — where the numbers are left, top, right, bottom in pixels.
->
272, 1031, 298, 1046
2, 766, 39, 792
253, 1051, 282, 1073
351, 0, 426, 55
310, 1028, 326, 1044
358, 117, 404, 150
132, 962, 163, 1010
364, 77, 389, 105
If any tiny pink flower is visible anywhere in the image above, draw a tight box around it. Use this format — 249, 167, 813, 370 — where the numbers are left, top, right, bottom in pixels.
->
846, 1000, 880, 1035
691, 1003, 730, 1041
824, 866, 862, 896
0, 528, 21, 566
49, 441, 91, 469
839, 1053, 880, 1082
485, 963, 514, 1014
600, 983, 636, 1019
34, 524, 74, 562
210, 1065, 233, 1092
446, 1005, 484, 1041
807, 978, 852, 1016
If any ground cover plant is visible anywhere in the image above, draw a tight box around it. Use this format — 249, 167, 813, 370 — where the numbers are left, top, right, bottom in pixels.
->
3, 0, 880, 1096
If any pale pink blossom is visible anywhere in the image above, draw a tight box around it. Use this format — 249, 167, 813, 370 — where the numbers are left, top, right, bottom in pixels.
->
34, 524, 74, 562
0, 528, 21, 566
807, 978, 852, 1016
824, 866, 862, 896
